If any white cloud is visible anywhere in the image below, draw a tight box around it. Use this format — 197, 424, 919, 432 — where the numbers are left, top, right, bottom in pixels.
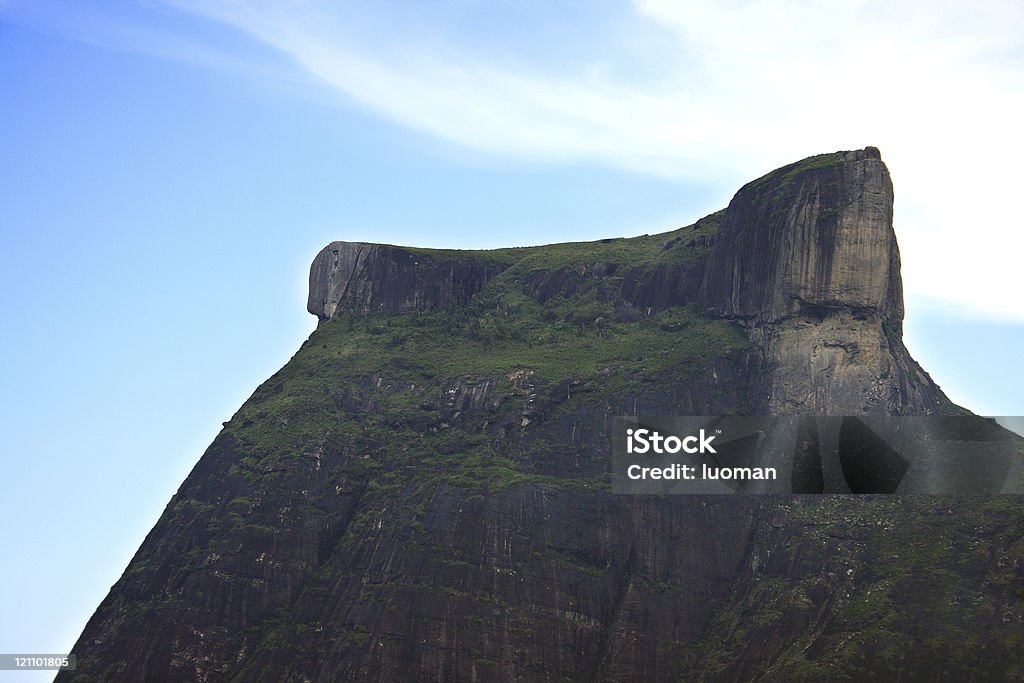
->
0, 0, 299, 86
16, 0, 1024, 321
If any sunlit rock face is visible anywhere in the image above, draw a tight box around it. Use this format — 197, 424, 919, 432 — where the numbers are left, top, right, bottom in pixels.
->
699, 147, 942, 415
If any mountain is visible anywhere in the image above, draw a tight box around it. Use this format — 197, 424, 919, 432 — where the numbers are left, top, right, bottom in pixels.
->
63, 148, 1024, 681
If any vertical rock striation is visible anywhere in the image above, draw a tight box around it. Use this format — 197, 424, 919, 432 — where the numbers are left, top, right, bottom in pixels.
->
700, 147, 946, 415
307, 242, 509, 320
700, 148, 901, 324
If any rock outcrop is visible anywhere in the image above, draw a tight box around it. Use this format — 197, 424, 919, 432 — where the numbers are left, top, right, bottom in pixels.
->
699, 147, 942, 415
61, 149, 1024, 683
700, 148, 901, 324
308, 242, 508, 320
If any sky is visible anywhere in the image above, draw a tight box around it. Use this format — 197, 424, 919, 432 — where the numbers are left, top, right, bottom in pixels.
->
1, 0, 1022, 678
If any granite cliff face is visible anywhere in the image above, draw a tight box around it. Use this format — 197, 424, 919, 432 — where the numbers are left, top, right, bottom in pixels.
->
63, 149, 1024, 682
308, 242, 507, 319
309, 149, 941, 418
698, 147, 939, 415
700, 148, 902, 324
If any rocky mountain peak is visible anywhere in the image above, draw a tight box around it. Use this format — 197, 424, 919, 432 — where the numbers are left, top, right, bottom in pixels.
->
60, 149, 1015, 683
695, 147, 931, 415
699, 146, 902, 327
306, 148, 936, 416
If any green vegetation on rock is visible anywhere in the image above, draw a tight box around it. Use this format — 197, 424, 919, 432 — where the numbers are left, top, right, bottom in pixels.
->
220, 213, 746, 499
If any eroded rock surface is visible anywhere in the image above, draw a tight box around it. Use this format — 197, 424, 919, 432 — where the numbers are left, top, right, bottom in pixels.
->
308, 242, 508, 319
699, 147, 940, 415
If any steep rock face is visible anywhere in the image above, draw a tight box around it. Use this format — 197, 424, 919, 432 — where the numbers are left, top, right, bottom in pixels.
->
742, 311, 948, 415
681, 496, 1024, 682
308, 242, 509, 320
700, 148, 901, 324
699, 148, 942, 415
63, 150, 1024, 683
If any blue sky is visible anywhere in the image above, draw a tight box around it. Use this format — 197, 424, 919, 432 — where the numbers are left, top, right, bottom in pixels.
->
1, 1, 1022, 677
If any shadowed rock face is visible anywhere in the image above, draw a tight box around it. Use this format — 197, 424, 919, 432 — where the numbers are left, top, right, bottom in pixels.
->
62, 150, 1024, 683
308, 242, 508, 319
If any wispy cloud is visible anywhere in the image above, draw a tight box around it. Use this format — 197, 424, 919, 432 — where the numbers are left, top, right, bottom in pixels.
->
10, 0, 1024, 322
160, 1, 730, 179
1, 0, 298, 86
